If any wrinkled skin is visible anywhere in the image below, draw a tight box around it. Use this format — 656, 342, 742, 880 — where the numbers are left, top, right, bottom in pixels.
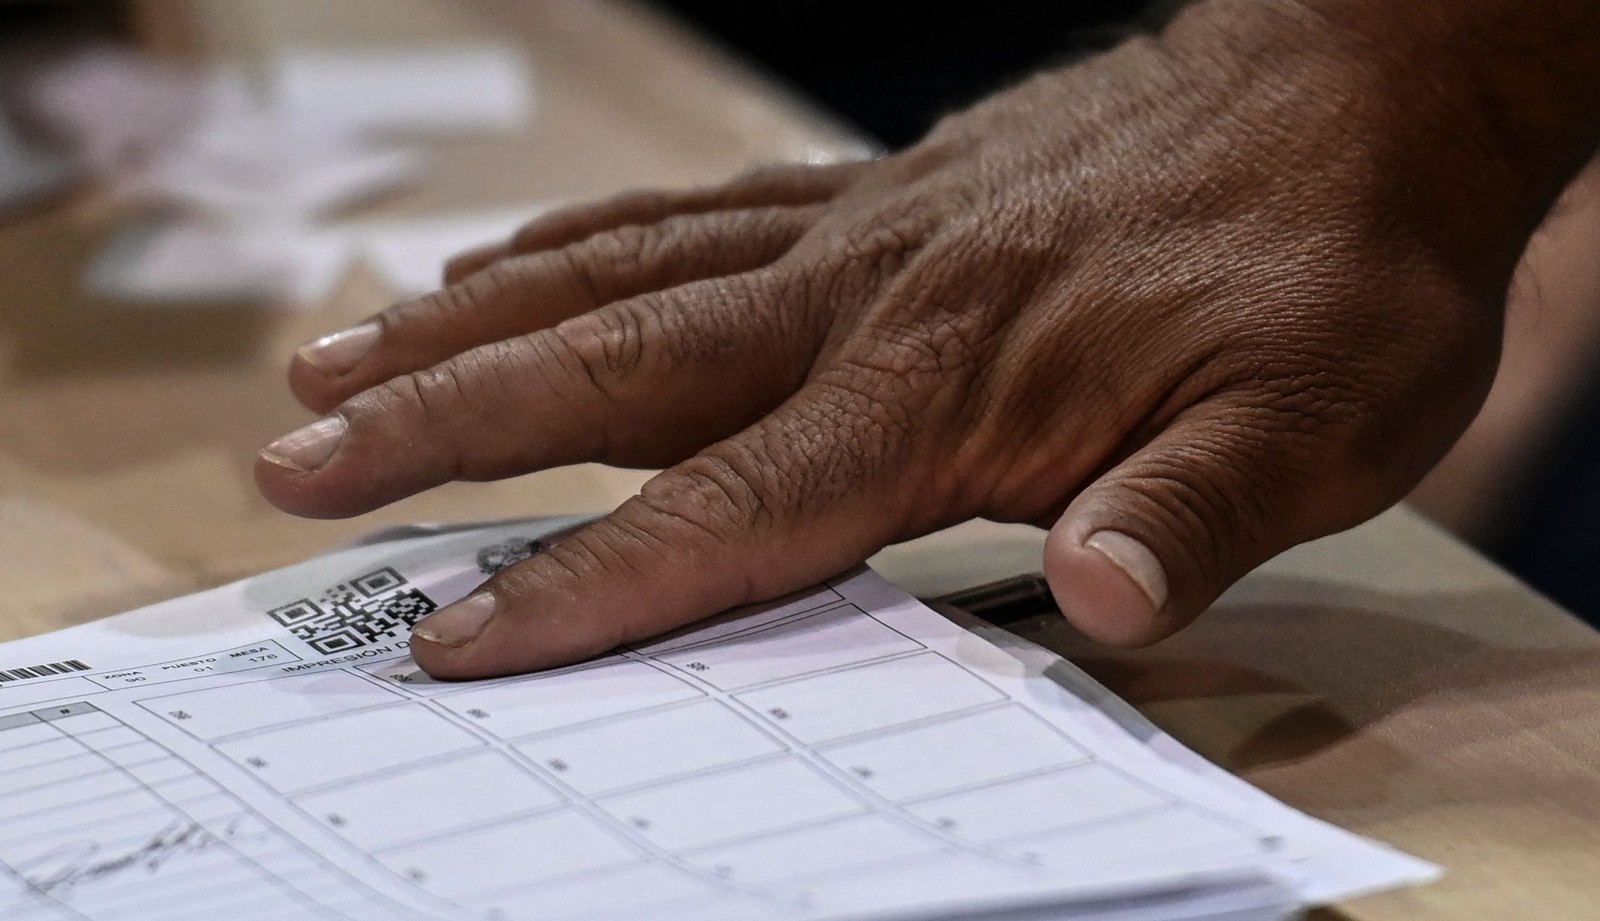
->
257, 1, 1580, 680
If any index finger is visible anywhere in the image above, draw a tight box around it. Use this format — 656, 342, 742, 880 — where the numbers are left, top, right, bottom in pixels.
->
407, 383, 915, 678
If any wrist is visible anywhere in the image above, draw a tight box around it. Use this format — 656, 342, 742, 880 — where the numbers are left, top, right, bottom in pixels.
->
1160, 0, 1600, 294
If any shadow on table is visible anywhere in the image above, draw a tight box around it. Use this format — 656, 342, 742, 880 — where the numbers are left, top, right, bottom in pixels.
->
0, 207, 272, 381
1019, 572, 1600, 785
1014, 573, 1600, 918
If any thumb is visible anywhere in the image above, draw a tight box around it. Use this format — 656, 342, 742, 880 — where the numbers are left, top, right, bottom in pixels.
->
1042, 403, 1381, 646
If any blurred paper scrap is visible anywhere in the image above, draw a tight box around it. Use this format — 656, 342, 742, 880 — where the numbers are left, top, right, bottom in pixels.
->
0, 117, 73, 212
26, 43, 537, 306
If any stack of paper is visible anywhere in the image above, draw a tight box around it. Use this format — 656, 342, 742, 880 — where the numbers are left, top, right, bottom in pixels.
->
0, 518, 1435, 920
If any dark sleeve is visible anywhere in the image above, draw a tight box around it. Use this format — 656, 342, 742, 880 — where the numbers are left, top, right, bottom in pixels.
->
657, 1, 1169, 147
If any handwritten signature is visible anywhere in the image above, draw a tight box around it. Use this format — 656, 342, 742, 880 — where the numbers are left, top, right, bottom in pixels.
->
18, 818, 240, 900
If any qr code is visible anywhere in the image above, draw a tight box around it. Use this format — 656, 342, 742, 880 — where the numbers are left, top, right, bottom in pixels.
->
267, 567, 437, 655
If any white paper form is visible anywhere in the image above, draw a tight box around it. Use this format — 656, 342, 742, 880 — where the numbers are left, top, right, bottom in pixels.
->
0, 518, 1436, 921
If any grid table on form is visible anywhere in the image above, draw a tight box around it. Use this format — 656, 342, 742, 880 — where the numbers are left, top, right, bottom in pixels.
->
0, 520, 1434, 920
0, 703, 414, 921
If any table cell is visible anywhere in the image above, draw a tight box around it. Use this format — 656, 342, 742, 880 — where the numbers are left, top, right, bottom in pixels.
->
137, 671, 402, 740
120, 757, 198, 789
151, 774, 225, 805
65, 726, 143, 751
633, 585, 845, 657
682, 814, 941, 886
793, 852, 1032, 910
512, 699, 784, 795
361, 654, 627, 697
294, 750, 561, 850
2, 751, 118, 796
0, 766, 143, 821
168, 792, 241, 822
60, 854, 298, 919
214, 705, 481, 792
96, 740, 167, 768
994, 806, 1264, 873
734, 653, 1006, 744
817, 705, 1089, 801
39, 711, 118, 735
595, 758, 865, 851
903, 763, 1170, 843
376, 808, 641, 900
0, 719, 56, 751
0, 898, 79, 921
435, 660, 702, 739
651, 606, 923, 690
0, 789, 166, 845
473, 862, 712, 921
1, 735, 90, 773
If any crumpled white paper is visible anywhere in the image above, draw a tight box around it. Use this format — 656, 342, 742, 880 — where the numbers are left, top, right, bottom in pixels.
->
25, 44, 535, 306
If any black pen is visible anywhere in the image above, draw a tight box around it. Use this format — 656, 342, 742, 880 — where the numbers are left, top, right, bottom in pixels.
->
935, 573, 1059, 627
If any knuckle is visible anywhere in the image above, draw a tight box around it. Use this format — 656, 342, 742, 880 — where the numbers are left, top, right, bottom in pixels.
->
504, 532, 635, 652
553, 243, 608, 308
645, 447, 784, 537
1203, 416, 1320, 522
374, 343, 509, 430
655, 215, 731, 268
845, 220, 926, 284
654, 274, 778, 367
804, 369, 919, 467
566, 224, 650, 291
1121, 441, 1263, 578
380, 266, 505, 329
531, 327, 613, 407
630, 216, 695, 267
814, 313, 994, 459
550, 300, 655, 390
763, 392, 905, 515
796, 210, 933, 309
859, 303, 998, 383
510, 190, 650, 253
593, 302, 653, 379
373, 367, 442, 424
547, 524, 646, 588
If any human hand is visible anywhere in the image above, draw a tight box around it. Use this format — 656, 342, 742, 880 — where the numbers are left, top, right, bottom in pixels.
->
256, 1, 1586, 679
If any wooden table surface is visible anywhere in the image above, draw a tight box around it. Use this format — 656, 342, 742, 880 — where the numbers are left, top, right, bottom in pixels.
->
2, 2, 1596, 918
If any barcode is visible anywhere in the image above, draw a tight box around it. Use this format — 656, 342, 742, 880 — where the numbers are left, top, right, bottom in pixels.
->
268, 567, 436, 656
0, 660, 91, 683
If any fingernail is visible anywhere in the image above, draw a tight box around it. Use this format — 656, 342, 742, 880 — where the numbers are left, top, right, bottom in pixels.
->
1084, 531, 1168, 613
412, 592, 496, 647
259, 416, 347, 473
297, 322, 380, 374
